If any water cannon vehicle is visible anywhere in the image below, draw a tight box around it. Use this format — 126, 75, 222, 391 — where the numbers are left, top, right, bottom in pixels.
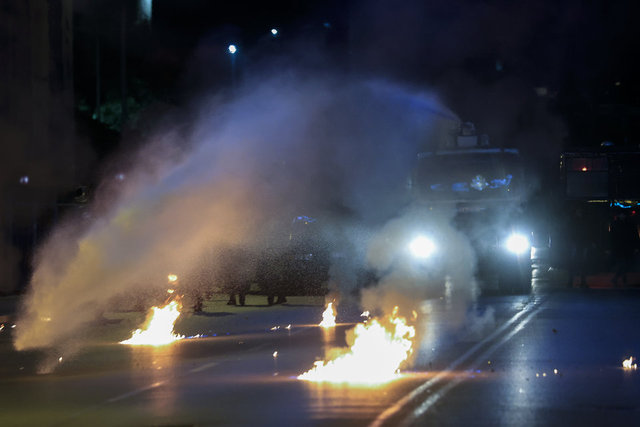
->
405, 122, 534, 294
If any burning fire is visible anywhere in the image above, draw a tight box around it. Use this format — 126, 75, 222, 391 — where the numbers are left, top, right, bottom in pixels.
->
120, 300, 184, 346
299, 306, 415, 384
319, 302, 337, 328
623, 356, 637, 369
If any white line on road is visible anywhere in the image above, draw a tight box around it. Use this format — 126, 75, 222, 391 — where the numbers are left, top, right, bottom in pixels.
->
105, 360, 217, 404
106, 381, 165, 403
371, 296, 547, 427
56, 322, 315, 426
189, 361, 218, 373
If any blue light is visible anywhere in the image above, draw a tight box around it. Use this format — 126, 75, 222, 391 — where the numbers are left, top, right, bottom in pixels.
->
452, 182, 470, 192
470, 175, 489, 191
488, 174, 513, 189
293, 216, 317, 224
611, 201, 639, 209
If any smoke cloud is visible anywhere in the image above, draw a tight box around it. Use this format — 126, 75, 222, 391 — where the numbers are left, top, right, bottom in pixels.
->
359, 205, 480, 363
14, 72, 457, 356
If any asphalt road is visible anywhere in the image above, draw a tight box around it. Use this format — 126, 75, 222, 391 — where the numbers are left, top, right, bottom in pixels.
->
1, 287, 640, 426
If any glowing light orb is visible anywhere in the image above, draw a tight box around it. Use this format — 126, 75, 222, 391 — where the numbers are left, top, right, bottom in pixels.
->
120, 300, 184, 346
505, 233, 530, 254
409, 236, 436, 259
623, 357, 637, 369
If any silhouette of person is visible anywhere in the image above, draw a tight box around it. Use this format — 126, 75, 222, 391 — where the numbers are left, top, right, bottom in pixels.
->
610, 211, 640, 287
257, 249, 288, 305
567, 207, 591, 287
219, 247, 254, 306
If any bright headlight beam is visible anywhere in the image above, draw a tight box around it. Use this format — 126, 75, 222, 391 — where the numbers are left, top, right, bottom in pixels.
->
409, 236, 436, 259
505, 233, 530, 254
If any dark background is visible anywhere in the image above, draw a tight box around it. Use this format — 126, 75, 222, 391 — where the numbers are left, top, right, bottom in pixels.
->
1, 0, 639, 292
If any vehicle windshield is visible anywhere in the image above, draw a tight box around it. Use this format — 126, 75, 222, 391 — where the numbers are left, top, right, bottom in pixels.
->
413, 151, 524, 202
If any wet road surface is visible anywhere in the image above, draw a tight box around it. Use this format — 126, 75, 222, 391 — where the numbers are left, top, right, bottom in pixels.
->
1, 289, 639, 426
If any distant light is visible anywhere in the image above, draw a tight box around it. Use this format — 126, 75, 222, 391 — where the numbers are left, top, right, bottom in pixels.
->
115, 173, 125, 181
615, 81, 621, 86
271, 28, 278, 36
323, 22, 331, 29
581, 166, 588, 172
496, 60, 503, 71
19, 176, 29, 185
228, 44, 237, 54
138, 0, 152, 22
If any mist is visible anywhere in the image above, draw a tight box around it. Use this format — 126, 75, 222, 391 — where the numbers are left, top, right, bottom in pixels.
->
359, 205, 481, 364
14, 71, 457, 357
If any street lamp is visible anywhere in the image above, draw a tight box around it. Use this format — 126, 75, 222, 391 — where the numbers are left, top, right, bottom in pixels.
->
227, 44, 237, 88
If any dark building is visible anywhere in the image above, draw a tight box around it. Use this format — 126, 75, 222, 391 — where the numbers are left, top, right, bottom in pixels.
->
0, 0, 78, 292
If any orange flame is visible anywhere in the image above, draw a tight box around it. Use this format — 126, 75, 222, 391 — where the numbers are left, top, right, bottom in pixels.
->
120, 300, 184, 346
319, 302, 337, 328
299, 306, 415, 384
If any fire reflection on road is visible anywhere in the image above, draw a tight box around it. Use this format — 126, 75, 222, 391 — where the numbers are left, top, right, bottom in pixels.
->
123, 344, 179, 417
302, 373, 431, 421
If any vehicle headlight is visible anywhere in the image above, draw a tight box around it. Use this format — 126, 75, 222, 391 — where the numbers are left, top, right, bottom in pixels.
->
409, 236, 436, 259
505, 233, 530, 255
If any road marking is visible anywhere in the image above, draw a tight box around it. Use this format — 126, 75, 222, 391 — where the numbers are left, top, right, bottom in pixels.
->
54, 320, 320, 426
101, 361, 220, 406
371, 296, 546, 427
99, 325, 311, 405
189, 361, 218, 373
106, 381, 165, 403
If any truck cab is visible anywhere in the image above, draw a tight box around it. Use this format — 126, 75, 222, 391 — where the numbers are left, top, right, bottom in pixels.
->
407, 126, 533, 293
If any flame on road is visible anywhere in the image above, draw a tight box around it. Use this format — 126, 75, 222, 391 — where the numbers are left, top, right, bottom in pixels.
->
120, 300, 184, 346
319, 302, 337, 328
623, 356, 637, 369
299, 306, 415, 384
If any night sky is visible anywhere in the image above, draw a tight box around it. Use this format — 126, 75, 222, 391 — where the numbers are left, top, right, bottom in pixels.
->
1, 0, 640, 292
70, 0, 640, 150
